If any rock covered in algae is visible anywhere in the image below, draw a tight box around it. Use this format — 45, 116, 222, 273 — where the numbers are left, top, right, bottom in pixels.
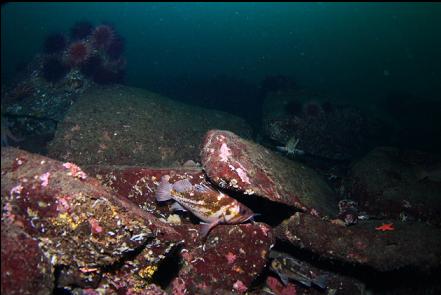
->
1, 147, 183, 290
201, 129, 338, 217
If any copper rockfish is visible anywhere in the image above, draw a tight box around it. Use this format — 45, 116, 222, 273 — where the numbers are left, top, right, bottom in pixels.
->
155, 175, 255, 236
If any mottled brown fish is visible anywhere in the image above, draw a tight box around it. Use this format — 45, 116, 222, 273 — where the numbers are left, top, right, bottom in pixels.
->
270, 251, 328, 289
155, 175, 255, 237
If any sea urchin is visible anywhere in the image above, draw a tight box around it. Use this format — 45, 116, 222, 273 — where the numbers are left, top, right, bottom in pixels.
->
91, 25, 114, 49
66, 41, 91, 66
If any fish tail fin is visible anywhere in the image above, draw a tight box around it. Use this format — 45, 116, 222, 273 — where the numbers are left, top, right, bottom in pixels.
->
295, 149, 305, 156
250, 213, 261, 222
155, 176, 173, 202
276, 146, 287, 152
313, 274, 328, 289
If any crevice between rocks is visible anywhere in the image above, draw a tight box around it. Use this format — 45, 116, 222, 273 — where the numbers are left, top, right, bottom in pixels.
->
219, 186, 299, 227
151, 242, 184, 289
272, 240, 441, 293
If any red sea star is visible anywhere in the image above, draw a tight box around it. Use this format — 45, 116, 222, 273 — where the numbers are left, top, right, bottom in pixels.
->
375, 223, 395, 231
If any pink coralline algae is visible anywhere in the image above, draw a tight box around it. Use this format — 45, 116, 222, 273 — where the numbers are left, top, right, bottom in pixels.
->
233, 280, 248, 293
39, 172, 51, 187
219, 142, 232, 162
259, 223, 272, 236
266, 276, 297, 295
62, 162, 87, 180
10, 184, 24, 196
89, 218, 103, 234
56, 195, 72, 213
225, 252, 237, 264
172, 278, 187, 295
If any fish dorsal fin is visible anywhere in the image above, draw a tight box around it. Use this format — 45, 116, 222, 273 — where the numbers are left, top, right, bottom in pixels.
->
173, 179, 193, 193
194, 183, 217, 194
156, 176, 173, 202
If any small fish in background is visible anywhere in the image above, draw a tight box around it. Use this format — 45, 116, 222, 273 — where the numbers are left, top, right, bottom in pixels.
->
155, 175, 256, 237
276, 136, 305, 157
269, 250, 328, 290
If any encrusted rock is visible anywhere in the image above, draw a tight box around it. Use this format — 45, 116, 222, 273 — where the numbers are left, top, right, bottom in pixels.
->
1, 222, 53, 295
86, 164, 277, 293
172, 222, 275, 294
201, 129, 338, 217
1, 147, 182, 290
274, 212, 441, 272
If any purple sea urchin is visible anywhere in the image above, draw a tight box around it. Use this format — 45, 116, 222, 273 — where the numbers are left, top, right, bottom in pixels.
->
66, 41, 91, 66
92, 25, 114, 49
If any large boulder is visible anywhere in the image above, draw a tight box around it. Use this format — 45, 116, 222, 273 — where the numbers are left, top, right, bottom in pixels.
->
345, 147, 441, 226
1, 147, 182, 291
274, 212, 441, 272
172, 223, 274, 294
47, 85, 252, 167
262, 88, 386, 161
201, 129, 338, 217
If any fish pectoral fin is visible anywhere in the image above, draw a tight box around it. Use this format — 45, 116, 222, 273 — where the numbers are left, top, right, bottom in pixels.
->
155, 178, 173, 202
199, 220, 220, 238
170, 202, 187, 212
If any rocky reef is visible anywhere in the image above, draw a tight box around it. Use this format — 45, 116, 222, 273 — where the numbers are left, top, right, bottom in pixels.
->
1, 21, 126, 154
261, 86, 389, 162
2, 127, 441, 294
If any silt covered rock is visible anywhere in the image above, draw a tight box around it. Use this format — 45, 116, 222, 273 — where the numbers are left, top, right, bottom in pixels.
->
48, 85, 252, 167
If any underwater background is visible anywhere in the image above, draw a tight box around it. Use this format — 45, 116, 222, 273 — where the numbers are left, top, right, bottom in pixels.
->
2, 2, 441, 151
1, 2, 441, 295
